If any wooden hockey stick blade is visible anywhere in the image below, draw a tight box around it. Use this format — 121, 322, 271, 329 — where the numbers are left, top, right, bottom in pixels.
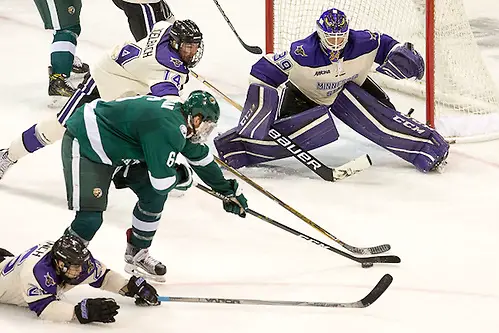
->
157, 274, 393, 308
331, 154, 373, 181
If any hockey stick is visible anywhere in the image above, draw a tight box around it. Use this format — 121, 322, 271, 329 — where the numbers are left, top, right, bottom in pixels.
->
214, 156, 391, 256
191, 70, 389, 255
268, 126, 372, 181
158, 273, 393, 308
196, 183, 400, 265
212, 0, 263, 54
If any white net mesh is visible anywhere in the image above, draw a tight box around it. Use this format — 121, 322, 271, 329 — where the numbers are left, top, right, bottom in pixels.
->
271, 0, 499, 139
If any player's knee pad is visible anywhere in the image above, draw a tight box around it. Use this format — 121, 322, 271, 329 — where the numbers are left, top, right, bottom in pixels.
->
215, 84, 338, 168
34, 117, 67, 147
331, 81, 449, 172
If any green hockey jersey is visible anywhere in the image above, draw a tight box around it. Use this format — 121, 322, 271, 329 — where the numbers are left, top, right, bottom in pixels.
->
65, 95, 232, 195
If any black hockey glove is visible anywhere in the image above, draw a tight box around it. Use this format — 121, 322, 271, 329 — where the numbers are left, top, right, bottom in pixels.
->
0, 248, 14, 263
74, 298, 120, 324
122, 276, 161, 306
222, 179, 248, 218
174, 163, 194, 191
112, 160, 146, 189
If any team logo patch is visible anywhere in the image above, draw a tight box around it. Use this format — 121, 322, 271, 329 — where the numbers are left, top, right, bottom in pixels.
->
93, 188, 102, 198
170, 57, 183, 68
329, 50, 340, 62
44, 272, 56, 287
294, 45, 307, 57
27, 285, 49, 297
179, 124, 187, 138
68, 6, 75, 15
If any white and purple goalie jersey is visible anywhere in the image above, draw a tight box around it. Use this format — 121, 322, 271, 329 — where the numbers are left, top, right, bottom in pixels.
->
250, 29, 399, 106
91, 20, 189, 101
0, 241, 110, 321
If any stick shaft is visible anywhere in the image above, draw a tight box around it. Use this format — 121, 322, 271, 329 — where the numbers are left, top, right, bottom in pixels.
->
195, 184, 400, 265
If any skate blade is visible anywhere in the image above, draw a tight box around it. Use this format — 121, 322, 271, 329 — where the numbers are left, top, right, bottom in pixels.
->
124, 263, 166, 283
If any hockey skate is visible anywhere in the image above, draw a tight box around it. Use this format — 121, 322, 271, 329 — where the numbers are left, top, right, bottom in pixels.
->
0, 149, 16, 180
124, 238, 166, 283
431, 152, 448, 173
71, 55, 90, 75
48, 66, 76, 108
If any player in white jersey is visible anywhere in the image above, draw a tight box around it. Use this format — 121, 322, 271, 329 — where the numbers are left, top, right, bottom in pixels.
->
214, 8, 449, 174
0, 19, 203, 280
0, 18, 201, 174
113, 0, 176, 42
0, 235, 159, 323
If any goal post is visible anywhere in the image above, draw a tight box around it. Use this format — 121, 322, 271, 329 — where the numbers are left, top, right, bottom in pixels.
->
265, 0, 499, 142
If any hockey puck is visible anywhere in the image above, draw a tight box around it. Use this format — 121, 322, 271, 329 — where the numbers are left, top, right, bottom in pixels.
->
361, 262, 374, 268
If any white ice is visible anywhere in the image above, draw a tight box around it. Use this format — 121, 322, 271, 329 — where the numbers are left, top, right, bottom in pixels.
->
0, 1, 498, 332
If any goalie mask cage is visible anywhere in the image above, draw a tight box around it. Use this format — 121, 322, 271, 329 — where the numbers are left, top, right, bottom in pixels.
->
265, 0, 499, 142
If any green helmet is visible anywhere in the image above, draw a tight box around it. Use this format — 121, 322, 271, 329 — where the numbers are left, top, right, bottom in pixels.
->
183, 90, 220, 143
183, 90, 220, 122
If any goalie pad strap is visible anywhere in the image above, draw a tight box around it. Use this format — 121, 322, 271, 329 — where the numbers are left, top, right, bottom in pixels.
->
331, 82, 448, 172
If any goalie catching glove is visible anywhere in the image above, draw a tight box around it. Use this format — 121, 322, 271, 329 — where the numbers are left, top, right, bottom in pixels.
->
221, 179, 248, 218
376, 42, 424, 80
120, 275, 161, 306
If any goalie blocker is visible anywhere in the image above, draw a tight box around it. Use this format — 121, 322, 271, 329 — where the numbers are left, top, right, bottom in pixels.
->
214, 83, 449, 173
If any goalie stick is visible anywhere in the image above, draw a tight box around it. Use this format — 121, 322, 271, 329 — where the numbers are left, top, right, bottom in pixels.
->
190, 70, 390, 255
158, 274, 393, 308
196, 183, 400, 264
212, 0, 263, 54
190, 71, 372, 182
268, 126, 372, 182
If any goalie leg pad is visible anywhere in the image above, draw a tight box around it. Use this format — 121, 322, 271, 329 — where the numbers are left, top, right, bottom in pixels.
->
331, 82, 449, 172
237, 83, 279, 140
215, 105, 338, 168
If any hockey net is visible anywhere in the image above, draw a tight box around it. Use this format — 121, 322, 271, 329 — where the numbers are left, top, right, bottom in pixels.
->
265, 0, 499, 142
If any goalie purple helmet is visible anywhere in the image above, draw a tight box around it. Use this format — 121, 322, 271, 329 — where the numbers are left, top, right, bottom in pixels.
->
316, 8, 349, 61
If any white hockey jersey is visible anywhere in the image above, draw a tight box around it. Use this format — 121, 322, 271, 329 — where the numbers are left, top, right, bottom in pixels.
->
91, 20, 188, 102
0, 241, 128, 322
250, 29, 398, 106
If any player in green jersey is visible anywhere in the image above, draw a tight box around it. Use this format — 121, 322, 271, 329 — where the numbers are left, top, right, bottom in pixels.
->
61, 90, 248, 282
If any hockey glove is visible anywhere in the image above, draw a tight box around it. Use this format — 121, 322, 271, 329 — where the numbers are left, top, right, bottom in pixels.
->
121, 276, 161, 306
222, 179, 248, 218
113, 160, 145, 189
376, 42, 425, 80
74, 298, 120, 324
174, 163, 194, 191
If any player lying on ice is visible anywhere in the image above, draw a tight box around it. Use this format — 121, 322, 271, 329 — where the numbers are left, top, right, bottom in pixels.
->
214, 8, 449, 174
59, 91, 248, 283
0, 235, 160, 324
